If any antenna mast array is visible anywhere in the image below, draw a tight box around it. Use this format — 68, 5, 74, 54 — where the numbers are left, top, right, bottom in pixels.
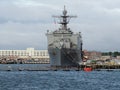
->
53, 6, 77, 30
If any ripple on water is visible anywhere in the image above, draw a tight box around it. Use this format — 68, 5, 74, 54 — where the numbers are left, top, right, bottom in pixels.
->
0, 71, 120, 90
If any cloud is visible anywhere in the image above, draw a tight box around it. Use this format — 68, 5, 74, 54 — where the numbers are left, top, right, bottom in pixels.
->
0, 21, 58, 50
0, 0, 120, 51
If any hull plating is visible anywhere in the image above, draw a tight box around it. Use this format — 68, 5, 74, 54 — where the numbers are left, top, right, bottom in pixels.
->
48, 48, 81, 66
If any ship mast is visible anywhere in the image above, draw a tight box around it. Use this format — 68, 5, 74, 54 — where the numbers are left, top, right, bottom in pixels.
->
53, 6, 77, 30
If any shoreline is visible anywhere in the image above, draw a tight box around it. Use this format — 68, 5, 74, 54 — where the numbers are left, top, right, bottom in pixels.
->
0, 64, 120, 71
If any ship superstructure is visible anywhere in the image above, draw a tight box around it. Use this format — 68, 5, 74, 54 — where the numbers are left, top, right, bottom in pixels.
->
46, 6, 83, 67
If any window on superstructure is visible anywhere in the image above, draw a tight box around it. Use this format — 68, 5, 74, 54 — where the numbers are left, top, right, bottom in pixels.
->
40, 52, 42, 56
34, 52, 37, 56
37, 52, 39, 56
0, 51, 1, 56
21, 52, 23, 56
43, 52, 45, 56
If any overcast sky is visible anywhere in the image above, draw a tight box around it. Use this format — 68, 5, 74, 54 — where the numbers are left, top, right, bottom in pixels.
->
0, 0, 120, 51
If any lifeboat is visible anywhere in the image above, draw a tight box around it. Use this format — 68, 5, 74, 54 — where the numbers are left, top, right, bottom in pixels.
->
84, 65, 92, 72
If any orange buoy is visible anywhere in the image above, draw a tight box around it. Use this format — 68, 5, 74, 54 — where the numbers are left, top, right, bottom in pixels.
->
84, 65, 92, 72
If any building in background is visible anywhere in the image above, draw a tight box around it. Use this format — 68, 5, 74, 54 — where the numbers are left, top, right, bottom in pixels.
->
0, 48, 49, 64
83, 50, 102, 61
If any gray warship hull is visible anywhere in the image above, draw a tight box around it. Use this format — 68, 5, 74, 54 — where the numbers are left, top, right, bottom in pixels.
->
46, 6, 83, 67
49, 48, 81, 66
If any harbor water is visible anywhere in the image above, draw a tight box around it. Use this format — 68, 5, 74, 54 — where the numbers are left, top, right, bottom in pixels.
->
0, 65, 120, 90
0, 64, 50, 71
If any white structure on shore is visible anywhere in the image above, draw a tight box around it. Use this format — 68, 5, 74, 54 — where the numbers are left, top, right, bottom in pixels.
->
0, 48, 49, 63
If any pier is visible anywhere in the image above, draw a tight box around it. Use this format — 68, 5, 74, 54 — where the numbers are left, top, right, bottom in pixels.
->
1, 64, 120, 71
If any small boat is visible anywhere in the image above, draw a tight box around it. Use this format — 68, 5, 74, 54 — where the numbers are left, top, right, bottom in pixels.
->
18, 67, 24, 71
84, 65, 92, 72
7, 66, 12, 71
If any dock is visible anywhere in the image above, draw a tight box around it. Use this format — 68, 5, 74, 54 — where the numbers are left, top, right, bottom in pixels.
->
1, 64, 120, 71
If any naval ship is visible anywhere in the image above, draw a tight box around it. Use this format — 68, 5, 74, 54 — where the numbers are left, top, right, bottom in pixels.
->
46, 6, 83, 67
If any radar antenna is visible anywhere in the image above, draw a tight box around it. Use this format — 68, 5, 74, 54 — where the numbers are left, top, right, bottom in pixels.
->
53, 6, 77, 30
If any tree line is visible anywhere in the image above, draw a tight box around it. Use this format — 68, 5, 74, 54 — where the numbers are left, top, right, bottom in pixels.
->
102, 51, 120, 57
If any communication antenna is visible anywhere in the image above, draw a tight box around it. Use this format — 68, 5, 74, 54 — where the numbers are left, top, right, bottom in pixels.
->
52, 6, 77, 30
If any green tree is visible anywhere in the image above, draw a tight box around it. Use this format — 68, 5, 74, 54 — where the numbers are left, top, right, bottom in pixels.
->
109, 52, 112, 56
113, 51, 118, 57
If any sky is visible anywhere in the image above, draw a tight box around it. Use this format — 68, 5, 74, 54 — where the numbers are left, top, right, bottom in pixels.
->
0, 0, 120, 51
